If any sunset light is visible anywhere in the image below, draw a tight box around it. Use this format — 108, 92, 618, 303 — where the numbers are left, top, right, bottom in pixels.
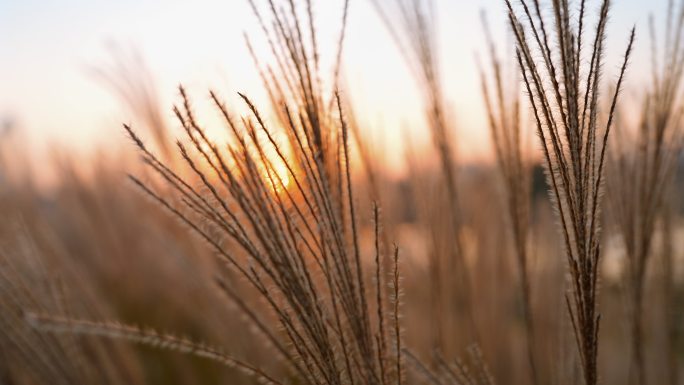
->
0, 0, 651, 177
1, 1, 682, 385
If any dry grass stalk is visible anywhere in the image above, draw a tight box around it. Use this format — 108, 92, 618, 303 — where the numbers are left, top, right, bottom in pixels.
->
478, 13, 536, 385
608, 4, 684, 383
505, 1, 635, 384
660, 199, 680, 385
370, 0, 478, 351
0, 221, 144, 385
27, 314, 283, 385
404, 346, 495, 385
93, 45, 173, 161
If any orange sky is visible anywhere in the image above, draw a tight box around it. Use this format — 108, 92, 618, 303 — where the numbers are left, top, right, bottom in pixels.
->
0, 0, 658, 178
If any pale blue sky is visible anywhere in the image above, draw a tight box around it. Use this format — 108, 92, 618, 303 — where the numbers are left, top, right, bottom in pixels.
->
0, 0, 663, 172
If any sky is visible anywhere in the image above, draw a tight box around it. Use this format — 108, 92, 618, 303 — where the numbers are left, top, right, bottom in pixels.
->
0, 0, 662, 177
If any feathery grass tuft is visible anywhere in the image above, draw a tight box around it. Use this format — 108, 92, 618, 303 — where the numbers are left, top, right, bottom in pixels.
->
505, 1, 635, 384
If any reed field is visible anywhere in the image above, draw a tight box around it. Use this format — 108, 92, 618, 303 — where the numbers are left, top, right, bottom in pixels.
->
0, 0, 682, 384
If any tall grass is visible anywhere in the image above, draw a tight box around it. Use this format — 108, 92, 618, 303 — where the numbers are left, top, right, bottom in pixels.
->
370, 0, 478, 354
478, 13, 536, 385
1, 1, 683, 385
608, 4, 684, 384
29, 2, 406, 384
0, 208, 145, 385
505, 1, 635, 384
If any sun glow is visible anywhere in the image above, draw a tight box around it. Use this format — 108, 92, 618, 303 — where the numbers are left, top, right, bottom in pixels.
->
263, 158, 292, 194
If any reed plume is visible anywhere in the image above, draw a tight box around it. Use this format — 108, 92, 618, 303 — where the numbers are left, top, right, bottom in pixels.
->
30, 2, 405, 384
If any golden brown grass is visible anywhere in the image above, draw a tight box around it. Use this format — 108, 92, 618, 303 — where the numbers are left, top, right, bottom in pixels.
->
506, 0, 635, 384
478, 13, 537, 385
370, 0, 478, 357
608, 4, 684, 384
27, 2, 405, 384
